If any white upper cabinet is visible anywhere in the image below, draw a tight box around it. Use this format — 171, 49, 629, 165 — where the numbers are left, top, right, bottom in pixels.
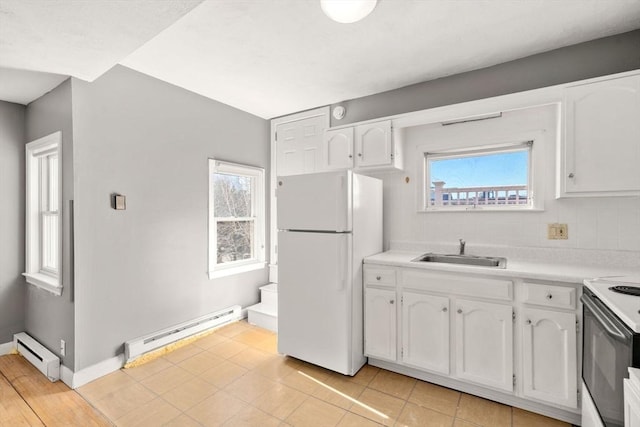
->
276, 114, 327, 176
323, 120, 403, 172
354, 120, 398, 169
559, 73, 640, 197
323, 127, 354, 170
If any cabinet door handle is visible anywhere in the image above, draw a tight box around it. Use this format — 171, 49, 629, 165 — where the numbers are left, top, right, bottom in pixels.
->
389, 299, 395, 305
442, 307, 448, 312
348, 154, 353, 159
526, 319, 532, 325
376, 276, 381, 281
358, 153, 362, 157
568, 173, 575, 178
457, 308, 463, 314
546, 293, 553, 300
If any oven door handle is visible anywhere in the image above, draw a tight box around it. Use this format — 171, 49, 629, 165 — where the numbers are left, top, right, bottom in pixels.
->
581, 293, 628, 341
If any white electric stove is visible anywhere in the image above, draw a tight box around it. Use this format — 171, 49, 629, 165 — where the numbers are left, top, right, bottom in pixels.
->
584, 276, 640, 333
582, 276, 640, 427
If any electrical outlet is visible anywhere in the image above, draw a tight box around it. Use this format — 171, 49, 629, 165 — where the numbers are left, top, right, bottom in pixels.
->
547, 223, 568, 240
60, 339, 66, 357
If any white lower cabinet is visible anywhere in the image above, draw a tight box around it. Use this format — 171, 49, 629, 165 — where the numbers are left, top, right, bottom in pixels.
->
364, 287, 396, 361
521, 307, 578, 408
363, 264, 582, 424
401, 292, 449, 374
454, 298, 514, 392
625, 369, 640, 427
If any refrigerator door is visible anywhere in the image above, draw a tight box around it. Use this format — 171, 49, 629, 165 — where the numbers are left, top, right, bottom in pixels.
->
277, 231, 354, 374
277, 171, 352, 232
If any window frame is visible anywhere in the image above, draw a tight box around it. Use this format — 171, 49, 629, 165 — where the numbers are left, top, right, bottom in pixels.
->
208, 159, 265, 279
420, 137, 542, 212
24, 132, 63, 295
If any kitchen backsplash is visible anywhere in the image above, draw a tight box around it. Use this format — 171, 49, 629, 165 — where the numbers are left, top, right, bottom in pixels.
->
373, 104, 640, 265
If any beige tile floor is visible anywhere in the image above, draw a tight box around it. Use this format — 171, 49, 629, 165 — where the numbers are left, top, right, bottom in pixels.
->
77, 321, 572, 427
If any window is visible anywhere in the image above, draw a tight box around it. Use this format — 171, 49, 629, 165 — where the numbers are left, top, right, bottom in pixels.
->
24, 132, 62, 295
208, 160, 265, 278
423, 141, 534, 211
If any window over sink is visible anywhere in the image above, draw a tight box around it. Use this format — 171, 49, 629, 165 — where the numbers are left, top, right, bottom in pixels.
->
421, 139, 539, 211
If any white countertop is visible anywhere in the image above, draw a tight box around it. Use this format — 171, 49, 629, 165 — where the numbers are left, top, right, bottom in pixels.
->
365, 250, 640, 284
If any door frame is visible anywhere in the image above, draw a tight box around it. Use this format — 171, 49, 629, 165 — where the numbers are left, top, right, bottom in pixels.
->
269, 107, 330, 283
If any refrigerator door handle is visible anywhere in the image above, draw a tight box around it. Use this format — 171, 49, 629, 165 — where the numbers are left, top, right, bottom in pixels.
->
337, 239, 346, 291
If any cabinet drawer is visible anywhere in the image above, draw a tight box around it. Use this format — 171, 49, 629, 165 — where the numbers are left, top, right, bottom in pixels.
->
402, 269, 512, 301
364, 268, 396, 286
522, 283, 576, 309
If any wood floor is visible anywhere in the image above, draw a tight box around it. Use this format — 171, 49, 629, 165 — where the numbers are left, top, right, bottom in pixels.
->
0, 354, 113, 426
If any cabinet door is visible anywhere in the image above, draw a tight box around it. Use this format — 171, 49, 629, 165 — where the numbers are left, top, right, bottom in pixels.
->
522, 308, 578, 408
625, 377, 640, 427
276, 115, 326, 176
323, 128, 353, 170
365, 287, 396, 361
402, 292, 449, 374
354, 120, 392, 168
455, 299, 513, 392
562, 74, 640, 196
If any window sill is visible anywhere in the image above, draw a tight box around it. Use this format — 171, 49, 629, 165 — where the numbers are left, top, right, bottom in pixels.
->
421, 207, 544, 213
23, 273, 62, 296
208, 262, 266, 280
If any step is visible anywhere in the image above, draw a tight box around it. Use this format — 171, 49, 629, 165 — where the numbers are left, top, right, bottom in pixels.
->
247, 302, 277, 332
259, 283, 278, 311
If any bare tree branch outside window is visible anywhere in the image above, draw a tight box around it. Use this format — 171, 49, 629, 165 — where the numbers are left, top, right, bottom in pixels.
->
213, 173, 254, 264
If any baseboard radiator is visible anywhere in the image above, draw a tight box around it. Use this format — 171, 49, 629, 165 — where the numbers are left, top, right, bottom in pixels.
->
13, 333, 60, 382
124, 305, 242, 363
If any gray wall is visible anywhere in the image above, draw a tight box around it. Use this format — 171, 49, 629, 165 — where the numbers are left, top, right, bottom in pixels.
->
0, 101, 26, 344
332, 29, 640, 126
24, 79, 75, 368
71, 66, 269, 370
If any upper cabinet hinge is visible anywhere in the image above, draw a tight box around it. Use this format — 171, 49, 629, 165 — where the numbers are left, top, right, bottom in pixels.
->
513, 374, 516, 386
576, 319, 580, 334
512, 311, 516, 322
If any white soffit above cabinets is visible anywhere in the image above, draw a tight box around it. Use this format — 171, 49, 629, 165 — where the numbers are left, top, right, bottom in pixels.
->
1, 1, 640, 116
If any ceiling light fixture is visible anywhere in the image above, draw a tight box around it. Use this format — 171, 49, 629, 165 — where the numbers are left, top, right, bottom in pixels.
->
321, 0, 377, 24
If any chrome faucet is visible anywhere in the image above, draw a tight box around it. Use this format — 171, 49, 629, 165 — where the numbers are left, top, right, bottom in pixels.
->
459, 239, 466, 255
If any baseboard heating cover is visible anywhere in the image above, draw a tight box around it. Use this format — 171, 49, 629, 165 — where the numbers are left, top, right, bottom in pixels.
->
124, 305, 241, 364
13, 332, 60, 382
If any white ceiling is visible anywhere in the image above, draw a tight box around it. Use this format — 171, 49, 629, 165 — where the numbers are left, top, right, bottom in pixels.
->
1, 0, 640, 118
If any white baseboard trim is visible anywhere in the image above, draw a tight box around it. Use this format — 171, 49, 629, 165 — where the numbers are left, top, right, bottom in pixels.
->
60, 364, 74, 387
0, 341, 15, 355
67, 354, 125, 389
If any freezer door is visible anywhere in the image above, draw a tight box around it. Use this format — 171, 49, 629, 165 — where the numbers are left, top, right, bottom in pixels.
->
277, 231, 354, 374
277, 171, 352, 232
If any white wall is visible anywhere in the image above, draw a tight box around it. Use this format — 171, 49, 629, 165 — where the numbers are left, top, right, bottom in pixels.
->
71, 66, 270, 370
0, 101, 26, 344
377, 104, 640, 256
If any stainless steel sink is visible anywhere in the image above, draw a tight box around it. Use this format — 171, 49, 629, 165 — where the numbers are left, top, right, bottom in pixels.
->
411, 253, 507, 268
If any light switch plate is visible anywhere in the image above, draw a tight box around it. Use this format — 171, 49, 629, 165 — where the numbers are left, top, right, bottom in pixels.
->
111, 194, 126, 210
547, 223, 568, 240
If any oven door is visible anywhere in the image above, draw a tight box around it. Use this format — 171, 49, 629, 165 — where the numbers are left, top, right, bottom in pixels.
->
582, 289, 634, 427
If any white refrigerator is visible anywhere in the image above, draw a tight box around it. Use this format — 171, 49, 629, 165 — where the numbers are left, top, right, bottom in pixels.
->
277, 170, 382, 376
